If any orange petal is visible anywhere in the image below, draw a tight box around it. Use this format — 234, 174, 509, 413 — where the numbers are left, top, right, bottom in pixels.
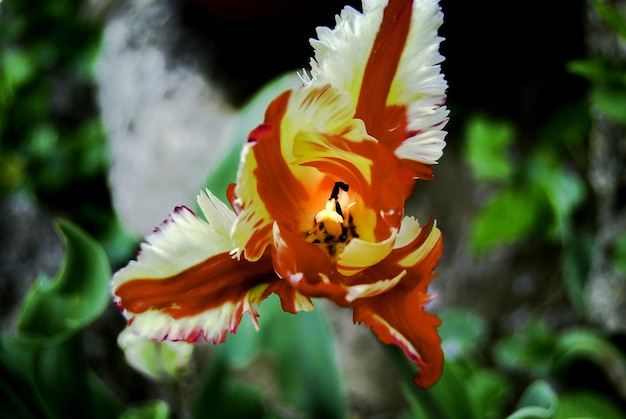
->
233, 91, 316, 261
351, 218, 444, 387
309, 0, 448, 165
111, 190, 279, 344
271, 222, 349, 307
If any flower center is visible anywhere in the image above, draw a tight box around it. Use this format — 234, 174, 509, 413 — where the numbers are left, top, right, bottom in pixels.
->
305, 182, 359, 256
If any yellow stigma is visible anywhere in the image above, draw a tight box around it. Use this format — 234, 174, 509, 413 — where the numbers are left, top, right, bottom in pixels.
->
315, 199, 345, 239
305, 182, 358, 257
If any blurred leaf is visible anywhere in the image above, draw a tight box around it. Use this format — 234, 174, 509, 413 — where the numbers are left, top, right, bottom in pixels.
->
553, 329, 626, 394
590, 86, 626, 123
193, 352, 268, 419
28, 124, 58, 158
556, 391, 626, 419
263, 298, 347, 418
493, 320, 557, 378
394, 350, 478, 419
467, 369, 513, 419
612, 232, 626, 277
17, 218, 111, 344
438, 308, 488, 360
469, 186, 549, 255
464, 115, 515, 182
0, 153, 26, 197
592, 0, 626, 39
531, 156, 586, 240
1, 332, 122, 419
33, 334, 99, 418
0, 338, 50, 419
561, 232, 594, 315
119, 400, 170, 419
204, 72, 302, 203
2, 48, 37, 91
214, 295, 347, 418
507, 380, 558, 419
568, 58, 626, 86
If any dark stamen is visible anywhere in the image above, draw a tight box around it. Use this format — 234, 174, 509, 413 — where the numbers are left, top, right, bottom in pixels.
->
329, 181, 349, 200
330, 181, 349, 218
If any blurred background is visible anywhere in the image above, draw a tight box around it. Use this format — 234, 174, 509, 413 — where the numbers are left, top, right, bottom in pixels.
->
1, 0, 625, 418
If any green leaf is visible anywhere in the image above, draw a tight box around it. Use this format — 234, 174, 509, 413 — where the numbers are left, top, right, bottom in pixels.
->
2, 331, 122, 419
466, 369, 513, 419
264, 301, 347, 418
561, 232, 594, 315
612, 232, 626, 276
119, 400, 170, 419
531, 157, 586, 240
392, 349, 478, 419
2, 48, 37, 91
193, 352, 268, 419
204, 72, 302, 203
17, 218, 111, 344
438, 308, 488, 360
507, 380, 558, 419
214, 295, 347, 418
567, 58, 626, 86
592, 0, 626, 40
469, 186, 549, 255
0, 338, 50, 419
32, 334, 95, 418
553, 329, 626, 389
556, 391, 626, 419
463, 115, 515, 182
493, 320, 557, 378
590, 86, 626, 123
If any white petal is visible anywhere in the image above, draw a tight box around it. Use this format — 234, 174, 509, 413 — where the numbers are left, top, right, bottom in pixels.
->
112, 189, 235, 288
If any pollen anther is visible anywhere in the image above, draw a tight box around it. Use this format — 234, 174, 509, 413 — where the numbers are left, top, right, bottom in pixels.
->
305, 182, 358, 256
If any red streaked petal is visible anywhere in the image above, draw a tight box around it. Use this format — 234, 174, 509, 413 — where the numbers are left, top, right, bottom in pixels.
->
233, 91, 315, 260
353, 295, 443, 387
112, 190, 236, 285
309, 0, 448, 165
355, 0, 413, 137
114, 251, 277, 344
111, 189, 279, 344
271, 222, 349, 307
351, 217, 444, 387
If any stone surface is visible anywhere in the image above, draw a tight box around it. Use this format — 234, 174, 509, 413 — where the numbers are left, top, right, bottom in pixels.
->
95, 0, 236, 237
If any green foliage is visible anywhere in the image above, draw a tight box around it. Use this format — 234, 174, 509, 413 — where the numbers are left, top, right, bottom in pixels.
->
396, 311, 626, 419
0, 0, 110, 232
567, 3, 626, 124
213, 296, 348, 418
507, 380, 558, 419
591, 0, 626, 40
17, 220, 111, 343
464, 115, 515, 182
613, 233, 626, 277
464, 106, 589, 256
0, 220, 121, 419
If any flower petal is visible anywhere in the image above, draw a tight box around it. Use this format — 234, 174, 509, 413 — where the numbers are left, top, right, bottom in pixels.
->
336, 233, 397, 276
117, 327, 193, 381
309, 0, 448, 165
272, 222, 347, 307
233, 85, 378, 259
111, 190, 278, 343
351, 217, 444, 387
232, 91, 316, 261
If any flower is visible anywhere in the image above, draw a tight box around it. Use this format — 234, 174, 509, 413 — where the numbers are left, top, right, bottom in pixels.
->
117, 327, 194, 381
112, 0, 448, 388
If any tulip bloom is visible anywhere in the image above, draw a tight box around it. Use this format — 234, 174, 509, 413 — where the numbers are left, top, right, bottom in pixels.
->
112, 0, 448, 388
